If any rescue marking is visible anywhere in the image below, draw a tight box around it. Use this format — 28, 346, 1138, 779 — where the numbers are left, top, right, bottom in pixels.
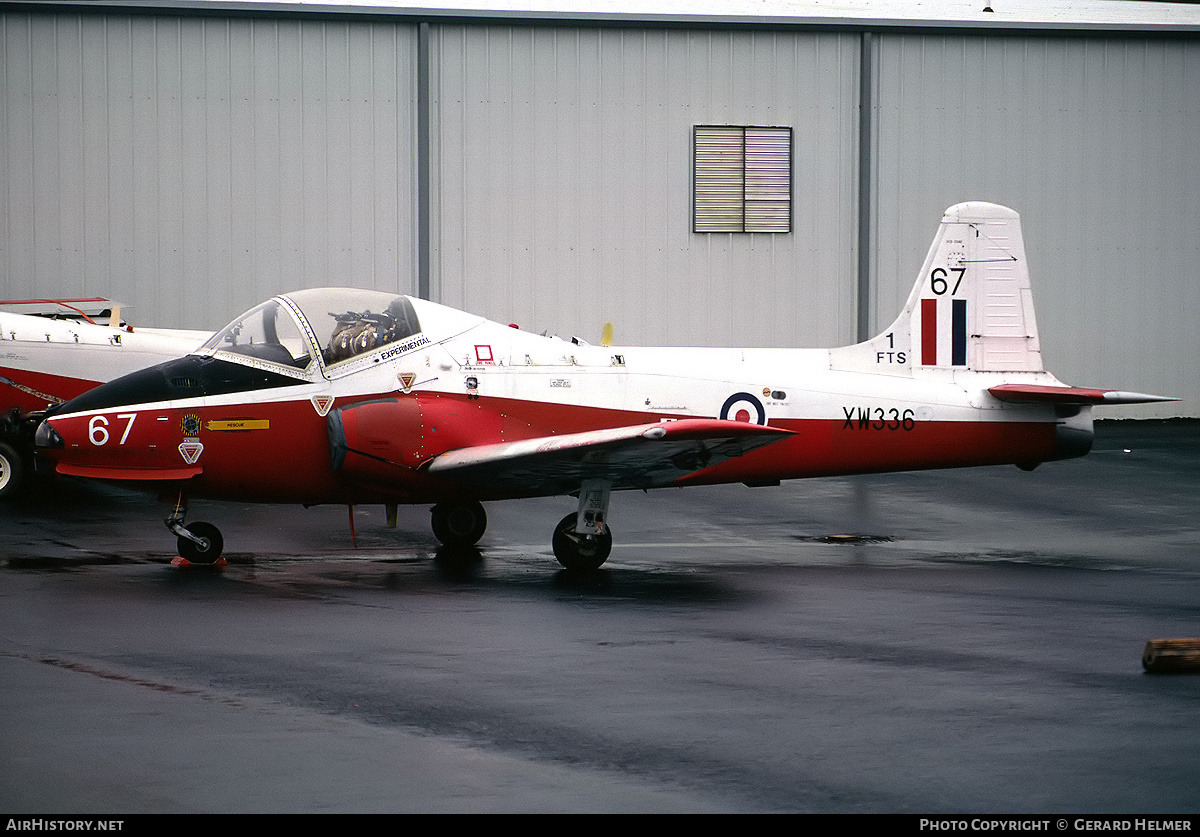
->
398, 372, 416, 393
205, 419, 269, 431
311, 394, 335, 416
178, 440, 204, 464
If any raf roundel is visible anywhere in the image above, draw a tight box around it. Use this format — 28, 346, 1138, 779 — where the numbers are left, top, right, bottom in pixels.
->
719, 392, 767, 425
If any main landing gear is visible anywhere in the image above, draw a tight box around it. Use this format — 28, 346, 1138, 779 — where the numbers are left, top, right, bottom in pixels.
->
547, 477, 615, 570
430, 480, 615, 571
430, 501, 487, 548
552, 512, 612, 571
165, 497, 224, 565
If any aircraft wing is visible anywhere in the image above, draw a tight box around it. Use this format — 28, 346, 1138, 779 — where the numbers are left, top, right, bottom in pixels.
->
987, 384, 1177, 405
423, 418, 792, 493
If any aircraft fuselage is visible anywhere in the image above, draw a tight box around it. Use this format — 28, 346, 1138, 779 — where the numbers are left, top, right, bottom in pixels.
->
36, 325, 1080, 505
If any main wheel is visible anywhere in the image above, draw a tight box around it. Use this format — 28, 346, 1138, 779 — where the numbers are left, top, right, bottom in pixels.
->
431, 501, 487, 547
177, 521, 224, 565
0, 441, 27, 501
552, 513, 612, 571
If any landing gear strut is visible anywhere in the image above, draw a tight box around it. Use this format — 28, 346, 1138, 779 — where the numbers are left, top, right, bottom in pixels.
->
165, 497, 224, 564
430, 500, 487, 548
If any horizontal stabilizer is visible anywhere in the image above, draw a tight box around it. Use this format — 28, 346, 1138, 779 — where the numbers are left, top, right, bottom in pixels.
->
425, 418, 791, 493
988, 384, 1178, 405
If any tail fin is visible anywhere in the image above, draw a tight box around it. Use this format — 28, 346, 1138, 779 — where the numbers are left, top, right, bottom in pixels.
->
834, 201, 1042, 375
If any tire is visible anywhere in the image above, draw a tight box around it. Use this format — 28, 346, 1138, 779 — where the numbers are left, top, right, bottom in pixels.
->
177, 521, 224, 565
0, 441, 27, 501
552, 512, 612, 571
431, 501, 487, 547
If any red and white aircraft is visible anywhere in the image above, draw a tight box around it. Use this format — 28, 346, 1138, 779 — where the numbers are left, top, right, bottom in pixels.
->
34, 203, 1172, 569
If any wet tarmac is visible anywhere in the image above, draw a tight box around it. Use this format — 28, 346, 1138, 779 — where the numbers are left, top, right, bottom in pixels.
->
2, 420, 1198, 813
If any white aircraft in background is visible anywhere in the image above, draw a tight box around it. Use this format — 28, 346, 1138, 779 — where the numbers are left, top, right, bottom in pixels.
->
0, 299, 209, 498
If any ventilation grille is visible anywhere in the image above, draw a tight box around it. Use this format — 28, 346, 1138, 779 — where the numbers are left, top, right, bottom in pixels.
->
694, 126, 792, 233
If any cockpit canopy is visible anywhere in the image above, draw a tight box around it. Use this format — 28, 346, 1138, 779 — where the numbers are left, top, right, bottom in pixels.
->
200, 288, 423, 375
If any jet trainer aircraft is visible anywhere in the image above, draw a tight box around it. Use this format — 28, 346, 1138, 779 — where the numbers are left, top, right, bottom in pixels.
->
35, 203, 1172, 569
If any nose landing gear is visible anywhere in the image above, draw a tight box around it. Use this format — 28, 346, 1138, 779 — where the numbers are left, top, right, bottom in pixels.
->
165, 497, 225, 565
175, 521, 224, 564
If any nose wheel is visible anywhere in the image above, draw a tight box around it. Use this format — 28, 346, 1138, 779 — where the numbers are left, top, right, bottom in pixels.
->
176, 521, 224, 564
165, 497, 225, 565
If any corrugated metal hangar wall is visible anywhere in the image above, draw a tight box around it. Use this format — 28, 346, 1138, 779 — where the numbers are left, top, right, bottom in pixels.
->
1, 13, 420, 324
1, 8, 1197, 416
871, 34, 1199, 419
428, 25, 858, 353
